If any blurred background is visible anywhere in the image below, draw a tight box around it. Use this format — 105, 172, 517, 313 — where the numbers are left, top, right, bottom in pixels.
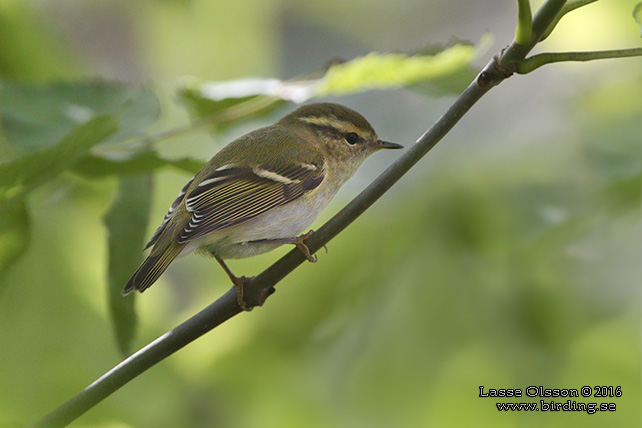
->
0, 0, 640, 426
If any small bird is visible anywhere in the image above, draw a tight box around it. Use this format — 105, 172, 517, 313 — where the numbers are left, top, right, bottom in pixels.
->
122, 102, 402, 308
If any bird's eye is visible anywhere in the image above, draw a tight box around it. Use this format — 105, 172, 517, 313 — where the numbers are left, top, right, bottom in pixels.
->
345, 132, 359, 145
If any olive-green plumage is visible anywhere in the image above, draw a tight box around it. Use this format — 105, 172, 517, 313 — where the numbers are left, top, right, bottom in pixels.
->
123, 102, 401, 296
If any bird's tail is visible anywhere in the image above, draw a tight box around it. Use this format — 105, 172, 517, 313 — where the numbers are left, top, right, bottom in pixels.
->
122, 242, 184, 295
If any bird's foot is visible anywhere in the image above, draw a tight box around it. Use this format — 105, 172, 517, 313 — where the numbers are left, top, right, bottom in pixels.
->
229, 274, 253, 311
293, 230, 317, 262
247, 230, 326, 263
214, 254, 256, 311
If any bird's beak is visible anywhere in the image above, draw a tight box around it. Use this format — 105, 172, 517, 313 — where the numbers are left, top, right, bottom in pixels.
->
372, 140, 403, 150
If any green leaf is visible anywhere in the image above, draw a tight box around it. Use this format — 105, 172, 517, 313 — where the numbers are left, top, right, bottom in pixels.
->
0, 115, 118, 200
0, 79, 160, 153
634, 2, 642, 37
104, 174, 153, 356
316, 46, 478, 97
178, 41, 485, 124
178, 81, 286, 132
72, 151, 203, 177
0, 197, 29, 293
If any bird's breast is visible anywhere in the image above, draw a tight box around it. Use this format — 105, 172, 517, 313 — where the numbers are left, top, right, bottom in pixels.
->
193, 179, 339, 259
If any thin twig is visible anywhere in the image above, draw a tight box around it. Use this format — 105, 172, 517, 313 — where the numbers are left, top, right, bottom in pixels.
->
515, 0, 534, 45
498, 0, 567, 72
516, 47, 642, 74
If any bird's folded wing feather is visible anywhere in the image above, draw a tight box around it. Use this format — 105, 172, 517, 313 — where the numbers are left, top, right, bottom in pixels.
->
178, 161, 324, 243
144, 176, 194, 249
145, 157, 325, 248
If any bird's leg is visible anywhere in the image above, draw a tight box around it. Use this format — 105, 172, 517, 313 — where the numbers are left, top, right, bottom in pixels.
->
213, 254, 253, 311
247, 230, 325, 263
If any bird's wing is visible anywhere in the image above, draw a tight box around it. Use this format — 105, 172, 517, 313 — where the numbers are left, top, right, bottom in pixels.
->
176, 159, 324, 243
144, 176, 195, 249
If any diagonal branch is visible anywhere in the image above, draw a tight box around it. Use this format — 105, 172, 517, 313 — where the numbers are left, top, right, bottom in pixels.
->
31, 1, 571, 427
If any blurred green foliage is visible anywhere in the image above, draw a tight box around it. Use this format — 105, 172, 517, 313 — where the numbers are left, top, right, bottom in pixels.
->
178, 42, 480, 132
0, 0, 640, 427
104, 174, 153, 356
0, 80, 160, 152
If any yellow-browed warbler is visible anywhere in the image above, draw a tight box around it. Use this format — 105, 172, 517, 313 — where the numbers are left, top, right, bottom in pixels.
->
123, 102, 402, 309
